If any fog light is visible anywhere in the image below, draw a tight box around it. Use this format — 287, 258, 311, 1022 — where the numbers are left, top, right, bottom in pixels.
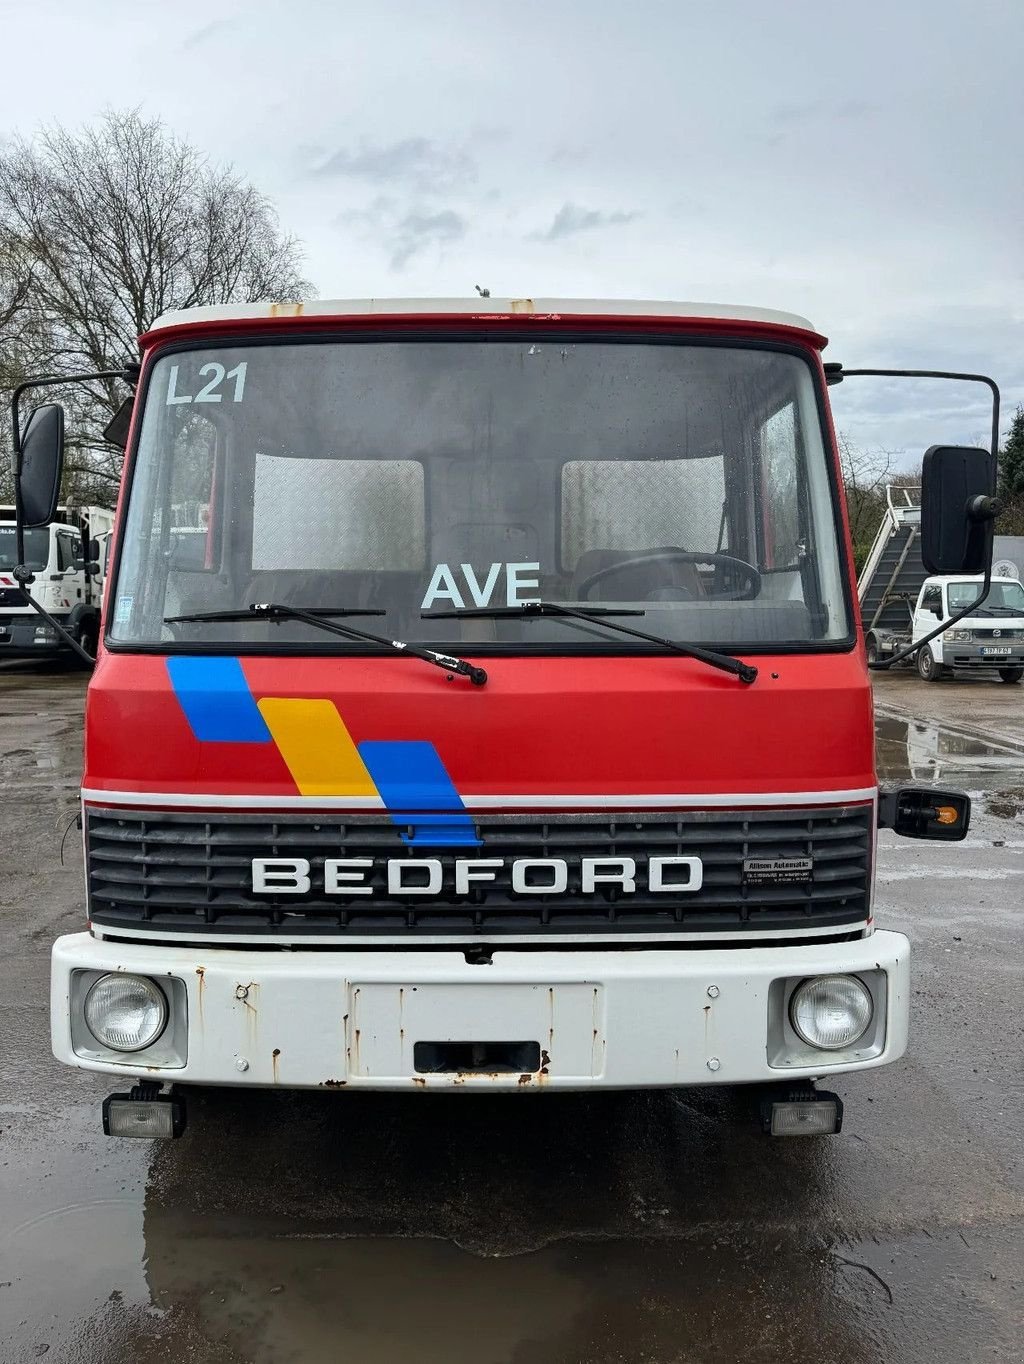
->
84, 973, 168, 1052
767, 1097, 842, 1136
103, 1089, 186, 1139
790, 974, 873, 1051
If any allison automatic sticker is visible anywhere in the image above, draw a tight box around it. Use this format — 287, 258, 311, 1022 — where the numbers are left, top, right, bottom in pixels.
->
742, 856, 813, 884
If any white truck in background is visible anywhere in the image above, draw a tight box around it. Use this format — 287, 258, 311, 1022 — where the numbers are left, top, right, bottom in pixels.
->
859, 485, 1024, 682
0, 505, 114, 662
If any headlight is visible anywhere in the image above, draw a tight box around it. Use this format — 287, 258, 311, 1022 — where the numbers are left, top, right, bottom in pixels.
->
789, 975, 873, 1051
84, 973, 168, 1052
949, 630, 973, 642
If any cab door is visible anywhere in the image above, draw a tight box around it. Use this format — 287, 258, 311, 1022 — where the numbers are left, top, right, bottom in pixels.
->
912, 582, 943, 647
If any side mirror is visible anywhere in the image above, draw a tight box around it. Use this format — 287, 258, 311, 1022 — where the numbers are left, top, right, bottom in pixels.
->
73, 539, 101, 574
920, 445, 998, 575
17, 404, 65, 528
102, 396, 134, 450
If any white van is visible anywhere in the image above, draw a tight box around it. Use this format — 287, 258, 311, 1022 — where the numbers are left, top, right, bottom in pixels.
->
912, 574, 1024, 682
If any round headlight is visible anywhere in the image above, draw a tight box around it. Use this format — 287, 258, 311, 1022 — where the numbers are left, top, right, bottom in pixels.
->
789, 974, 873, 1051
84, 973, 168, 1052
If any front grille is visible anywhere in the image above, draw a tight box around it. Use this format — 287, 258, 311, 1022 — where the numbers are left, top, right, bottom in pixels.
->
971, 629, 1021, 641
85, 804, 872, 939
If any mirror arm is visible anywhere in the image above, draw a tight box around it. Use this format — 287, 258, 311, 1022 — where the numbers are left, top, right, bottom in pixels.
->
828, 366, 1003, 671
12, 586, 95, 668
826, 367, 1000, 473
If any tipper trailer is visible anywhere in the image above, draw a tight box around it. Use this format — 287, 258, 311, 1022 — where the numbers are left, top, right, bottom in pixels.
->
7, 299, 1001, 1138
859, 485, 1024, 681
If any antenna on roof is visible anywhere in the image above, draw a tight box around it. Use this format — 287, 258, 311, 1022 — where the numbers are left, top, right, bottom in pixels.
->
474, 284, 490, 298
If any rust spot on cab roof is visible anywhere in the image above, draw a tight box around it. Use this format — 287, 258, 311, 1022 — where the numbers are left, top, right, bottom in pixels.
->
269, 301, 304, 317
509, 298, 535, 314
321, 1078, 346, 1088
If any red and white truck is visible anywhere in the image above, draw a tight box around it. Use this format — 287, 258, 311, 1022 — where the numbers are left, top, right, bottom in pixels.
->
8, 299, 999, 1137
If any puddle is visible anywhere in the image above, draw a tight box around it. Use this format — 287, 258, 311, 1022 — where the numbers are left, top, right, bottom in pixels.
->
3, 1086, 1020, 1364
875, 712, 1024, 791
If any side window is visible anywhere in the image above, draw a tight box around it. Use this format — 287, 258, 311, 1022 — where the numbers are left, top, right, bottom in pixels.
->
921, 586, 941, 614
167, 415, 218, 571
759, 402, 801, 571
56, 534, 75, 572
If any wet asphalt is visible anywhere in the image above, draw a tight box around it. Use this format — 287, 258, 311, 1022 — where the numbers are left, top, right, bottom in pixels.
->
0, 665, 1022, 1363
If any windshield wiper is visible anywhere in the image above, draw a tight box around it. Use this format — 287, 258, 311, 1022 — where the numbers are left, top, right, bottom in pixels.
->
165, 603, 488, 686
422, 601, 757, 684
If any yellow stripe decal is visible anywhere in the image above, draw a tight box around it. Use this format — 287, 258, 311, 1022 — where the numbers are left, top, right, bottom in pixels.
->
257, 698, 377, 797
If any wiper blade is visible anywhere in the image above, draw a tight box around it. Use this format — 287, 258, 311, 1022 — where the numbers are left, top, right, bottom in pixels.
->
426, 604, 646, 619
165, 603, 487, 686
422, 600, 757, 684
167, 606, 386, 622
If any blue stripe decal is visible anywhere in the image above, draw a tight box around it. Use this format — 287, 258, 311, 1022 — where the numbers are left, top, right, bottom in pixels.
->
358, 740, 480, 846
166, 657, 272, 744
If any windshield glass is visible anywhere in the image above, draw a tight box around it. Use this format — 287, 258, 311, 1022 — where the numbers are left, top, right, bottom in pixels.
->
0, 526, 49, 572
949, 580, 1024, 613
110, 338, 850, 651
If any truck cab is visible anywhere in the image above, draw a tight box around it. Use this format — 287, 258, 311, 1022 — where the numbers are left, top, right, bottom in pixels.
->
11, 298, 985, 1139
912, 573, 1024, 682
0, 507, 113, 661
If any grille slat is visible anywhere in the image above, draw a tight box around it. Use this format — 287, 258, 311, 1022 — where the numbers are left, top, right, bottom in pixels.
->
85, 805, 872, 938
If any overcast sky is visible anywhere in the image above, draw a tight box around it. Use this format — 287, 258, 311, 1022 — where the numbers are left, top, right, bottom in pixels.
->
1, 0, 1021, 463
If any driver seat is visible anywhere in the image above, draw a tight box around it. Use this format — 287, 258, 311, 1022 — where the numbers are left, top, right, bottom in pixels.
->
570, 546, 706, 602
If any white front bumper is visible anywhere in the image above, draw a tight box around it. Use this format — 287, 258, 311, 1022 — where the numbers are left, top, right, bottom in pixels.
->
51, 932, 909, 1091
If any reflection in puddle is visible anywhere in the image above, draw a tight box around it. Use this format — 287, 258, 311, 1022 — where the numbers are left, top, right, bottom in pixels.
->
875, 712, 1023, 791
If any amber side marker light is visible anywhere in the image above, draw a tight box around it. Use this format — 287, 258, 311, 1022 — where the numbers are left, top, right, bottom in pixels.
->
878, 787, 970, 842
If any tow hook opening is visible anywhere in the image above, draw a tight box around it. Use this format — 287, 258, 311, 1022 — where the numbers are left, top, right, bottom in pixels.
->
102, 1082, 186, 1139
759, 1084, 843, 1137
414, 1040, 541, 1074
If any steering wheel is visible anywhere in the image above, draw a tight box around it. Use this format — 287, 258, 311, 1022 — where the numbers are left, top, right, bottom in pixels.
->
577, 550, 762, 602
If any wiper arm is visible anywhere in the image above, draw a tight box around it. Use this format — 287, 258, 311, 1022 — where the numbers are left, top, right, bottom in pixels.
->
165, 603, 488, 686
422, 600, 757, 684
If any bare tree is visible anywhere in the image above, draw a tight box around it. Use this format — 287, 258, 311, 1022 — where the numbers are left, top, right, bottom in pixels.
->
0, 234, 52, 501
837, 435, 899, 574
0, 110, 311, 504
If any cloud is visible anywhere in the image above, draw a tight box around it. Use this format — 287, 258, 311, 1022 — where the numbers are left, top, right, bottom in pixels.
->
181, 18, 237, 51
530, 202, 641, 243
389, 209, 466, 269
340, 199, 467, 270
312, 137, 476, 193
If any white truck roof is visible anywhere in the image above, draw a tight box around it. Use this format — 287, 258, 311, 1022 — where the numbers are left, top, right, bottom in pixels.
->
925, 573, 1022, 585
148, 298, 820, 336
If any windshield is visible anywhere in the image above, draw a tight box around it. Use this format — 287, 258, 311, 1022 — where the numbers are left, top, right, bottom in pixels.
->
948, 580, 1024, 613
110, 338, 850, 652
0, 526, 49, 572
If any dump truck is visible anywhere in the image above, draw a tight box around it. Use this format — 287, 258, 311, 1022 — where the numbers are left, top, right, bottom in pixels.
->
859, 485, 1024, 681
7, 299, 1000, 1138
